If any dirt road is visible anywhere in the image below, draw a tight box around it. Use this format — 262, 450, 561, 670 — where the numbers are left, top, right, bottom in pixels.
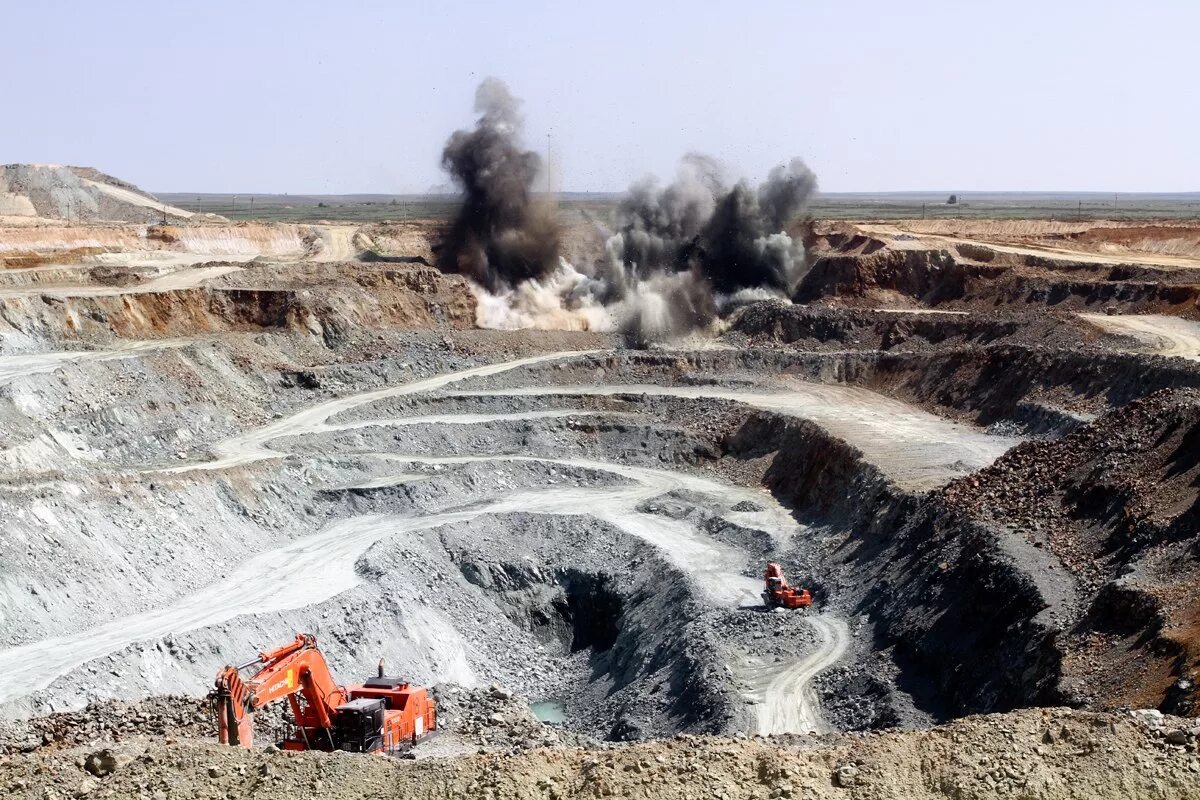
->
0, 340, 189, 384
0, 265, 241, 299
162, 350, 603, 473
448, 382, 1020, 490
1080, 313, 1200, 360
738, 615, 850, 734
313, 225, 359, 261
79, 178, 194, 220
859, 223, 1200, 270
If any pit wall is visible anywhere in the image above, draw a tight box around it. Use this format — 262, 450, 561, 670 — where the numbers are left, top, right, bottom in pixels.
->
0, 224, 311, 264
606, 347, 1200, 434
455, 555, 743, 740
853, 346, 1200, 428
0, 269, 475, 349
724, 412, 1063, 718
798, 246, 1200, 315
729, 303, 1027, 349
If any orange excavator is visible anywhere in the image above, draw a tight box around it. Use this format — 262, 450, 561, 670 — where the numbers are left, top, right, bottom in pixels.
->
211, 633, 436, 754
762, 562, 813, 609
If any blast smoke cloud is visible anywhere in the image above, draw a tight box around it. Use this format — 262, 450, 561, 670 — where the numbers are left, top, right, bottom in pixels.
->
437, 80, 817, 344
597, 154, 816, 342
603, 155, 816, 296
437, 78, 559, 292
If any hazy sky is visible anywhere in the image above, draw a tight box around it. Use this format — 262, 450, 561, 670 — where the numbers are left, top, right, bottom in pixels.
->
5, 1, 1197, 194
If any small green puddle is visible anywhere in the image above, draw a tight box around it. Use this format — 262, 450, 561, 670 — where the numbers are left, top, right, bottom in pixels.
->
531, 700, 566, 724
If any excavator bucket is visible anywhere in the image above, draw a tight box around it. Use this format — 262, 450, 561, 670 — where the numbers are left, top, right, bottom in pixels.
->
213, 667, 255, 748
217, 701, 255, 748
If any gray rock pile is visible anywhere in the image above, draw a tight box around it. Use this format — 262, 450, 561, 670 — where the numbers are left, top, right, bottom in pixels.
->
426, 684, 593, 754
0, 697, 212, 755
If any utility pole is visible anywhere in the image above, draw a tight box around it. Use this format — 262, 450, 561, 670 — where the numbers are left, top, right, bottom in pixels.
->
546, 133, 552, 196
232, 194, 238, 214
1077, 200, 1082, 220
921, 202, 926, 220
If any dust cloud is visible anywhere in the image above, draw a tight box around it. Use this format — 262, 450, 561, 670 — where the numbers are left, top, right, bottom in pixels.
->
437, 80, 817, 343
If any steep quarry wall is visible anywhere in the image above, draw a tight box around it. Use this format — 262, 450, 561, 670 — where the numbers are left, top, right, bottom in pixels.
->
725, 413, 1062, 718
0, 266, 475, 347
724, 385, 1200, 720
799, 233, 1200, 316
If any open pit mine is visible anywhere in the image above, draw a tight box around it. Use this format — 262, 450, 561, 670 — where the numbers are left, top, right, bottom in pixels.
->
0, 161, 1199, 799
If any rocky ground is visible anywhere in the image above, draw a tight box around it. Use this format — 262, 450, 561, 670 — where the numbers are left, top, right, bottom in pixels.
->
2, 208, 1200, 796
2, 708, 1198, 799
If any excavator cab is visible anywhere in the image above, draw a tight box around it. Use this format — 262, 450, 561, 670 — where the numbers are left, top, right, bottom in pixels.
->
333, 698, 386, 753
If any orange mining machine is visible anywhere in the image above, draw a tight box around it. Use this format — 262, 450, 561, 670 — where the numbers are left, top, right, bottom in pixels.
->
762, 562, 813, 610
211, 633, 436, 754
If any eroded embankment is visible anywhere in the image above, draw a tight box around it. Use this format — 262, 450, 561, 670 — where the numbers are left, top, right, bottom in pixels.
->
799, 236, 1200, 316
0, 265, 475, 347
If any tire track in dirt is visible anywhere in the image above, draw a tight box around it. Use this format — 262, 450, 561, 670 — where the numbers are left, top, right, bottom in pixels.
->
737, 615, 850, 734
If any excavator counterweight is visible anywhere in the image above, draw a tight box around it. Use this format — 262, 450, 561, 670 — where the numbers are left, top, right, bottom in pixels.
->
210, 633, 436, 754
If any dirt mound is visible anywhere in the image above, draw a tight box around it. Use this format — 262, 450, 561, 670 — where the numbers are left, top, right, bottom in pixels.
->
0, 696, 212, 756
883, 220, 1200, 261
0, 165, 193, 223
1066, 225, 1200, 260
2, 708, 1197, 799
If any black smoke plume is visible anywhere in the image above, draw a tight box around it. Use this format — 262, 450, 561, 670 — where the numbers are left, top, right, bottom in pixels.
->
434, 81, 818, 343
604, 156, 816, 296
437, 78, 560, 292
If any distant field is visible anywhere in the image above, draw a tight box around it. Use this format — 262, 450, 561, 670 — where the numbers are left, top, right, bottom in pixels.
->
157, 193, 463, 223
811, 191, 1200, 221
158, 191, 1200, 223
